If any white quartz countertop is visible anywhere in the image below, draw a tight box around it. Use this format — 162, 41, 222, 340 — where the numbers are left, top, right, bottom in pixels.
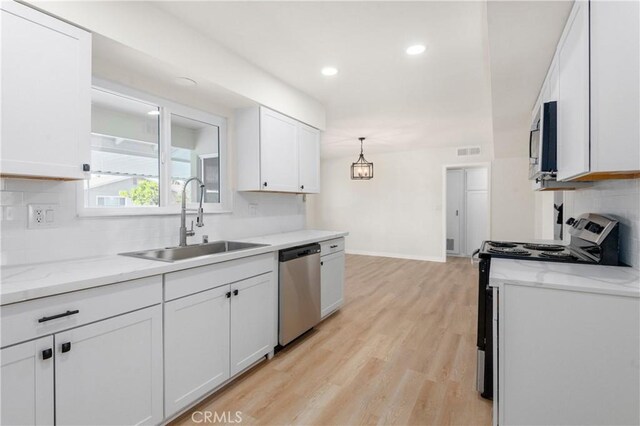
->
489, 258, 640, 298
0, 229, 348, 306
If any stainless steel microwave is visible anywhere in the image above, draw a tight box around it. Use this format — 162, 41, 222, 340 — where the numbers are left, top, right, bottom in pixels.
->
529, 101, 557, 180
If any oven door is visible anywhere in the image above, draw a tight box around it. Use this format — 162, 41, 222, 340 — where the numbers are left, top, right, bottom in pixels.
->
476, 257, 493, 399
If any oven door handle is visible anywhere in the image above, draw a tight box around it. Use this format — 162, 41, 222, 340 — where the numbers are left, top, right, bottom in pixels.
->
471, 248, 481, 265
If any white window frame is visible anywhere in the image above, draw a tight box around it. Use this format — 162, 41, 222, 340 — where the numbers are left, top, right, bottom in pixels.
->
77, 78, 231, 217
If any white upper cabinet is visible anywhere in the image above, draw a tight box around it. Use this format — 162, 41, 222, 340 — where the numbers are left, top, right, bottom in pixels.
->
298, 123, 321, 193
236, 106, 321, 193
0, 1, 91, 180
546, 0, 640, 181
260, 108, 300, 192
589, 0, 640, 175
557, 1, 590, 181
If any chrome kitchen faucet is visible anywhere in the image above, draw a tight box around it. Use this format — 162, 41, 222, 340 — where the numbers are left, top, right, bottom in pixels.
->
179, 177, 205, 247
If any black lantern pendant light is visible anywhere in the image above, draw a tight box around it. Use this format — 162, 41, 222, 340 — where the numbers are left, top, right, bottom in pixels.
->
351, 137, 374, 180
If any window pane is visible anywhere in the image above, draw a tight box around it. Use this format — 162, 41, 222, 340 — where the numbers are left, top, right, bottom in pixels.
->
171, 114, 220, 204
86, 89, 160, 208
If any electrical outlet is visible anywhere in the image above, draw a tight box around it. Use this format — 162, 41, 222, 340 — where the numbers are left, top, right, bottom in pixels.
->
28, 204, 58, 229
248, 203, 258, 217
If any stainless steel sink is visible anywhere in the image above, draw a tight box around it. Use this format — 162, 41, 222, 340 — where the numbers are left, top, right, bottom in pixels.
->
119, 241, 268, 262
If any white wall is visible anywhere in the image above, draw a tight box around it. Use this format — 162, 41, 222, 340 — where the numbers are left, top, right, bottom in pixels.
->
308, 146, 493, 261
534, 190, 556, 240
563, 179, 640, 269
29, 1, 326, 130
490, 156, 536, 241
0, 179, 306, 266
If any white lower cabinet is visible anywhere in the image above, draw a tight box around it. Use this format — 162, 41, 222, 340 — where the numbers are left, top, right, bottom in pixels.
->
230, 273, 275, 376
321, 250, 345, 319
55, 305, 163, 425
0, 336, 54, 426
164, 285, 231, 416
496, 284, 640, 425
164, 271, 275, 419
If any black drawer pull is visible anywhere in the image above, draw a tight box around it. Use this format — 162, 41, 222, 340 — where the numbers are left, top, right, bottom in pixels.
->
330, 245, 338, 249
42, 348, 52, 360
233, 289, 239, 296
38, 310, 79, 323
61, 342, 71, 353
226, 291, 231, 298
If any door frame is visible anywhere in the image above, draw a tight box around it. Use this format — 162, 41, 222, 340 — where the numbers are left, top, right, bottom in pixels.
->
442, 162, 492, 259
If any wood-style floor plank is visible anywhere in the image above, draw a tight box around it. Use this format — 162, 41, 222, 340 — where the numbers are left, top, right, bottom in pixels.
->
171, 255, 492, 426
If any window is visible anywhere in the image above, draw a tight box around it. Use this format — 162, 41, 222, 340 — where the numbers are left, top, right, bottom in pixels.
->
86, 89, 160, 208
170, 114, 220, 204
81, 82, 227, 216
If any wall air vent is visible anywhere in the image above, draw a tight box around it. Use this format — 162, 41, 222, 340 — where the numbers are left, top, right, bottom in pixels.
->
457, 146, 481, 157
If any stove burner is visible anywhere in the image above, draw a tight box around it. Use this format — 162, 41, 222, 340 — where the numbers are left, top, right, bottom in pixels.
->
488, 247, 532, 256
539, 251, 579, 261
522, 243, 566, 251
488, 241, 518, 248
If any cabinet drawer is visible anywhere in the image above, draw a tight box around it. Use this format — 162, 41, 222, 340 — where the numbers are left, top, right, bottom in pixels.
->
164, 253, 274, 301
320, 238, 345, 256
1, 276, 162, 348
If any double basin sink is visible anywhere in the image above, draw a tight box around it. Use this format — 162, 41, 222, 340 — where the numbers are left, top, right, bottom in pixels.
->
120, 240, 267, 262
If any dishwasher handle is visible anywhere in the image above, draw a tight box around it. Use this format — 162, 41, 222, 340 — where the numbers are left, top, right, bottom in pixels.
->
279, 243, 321, 262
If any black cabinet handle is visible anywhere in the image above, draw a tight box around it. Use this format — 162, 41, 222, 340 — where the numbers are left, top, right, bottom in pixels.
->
300, 185, 304, 190
42, 348, 52, 360
263, 182, 268, 187
321, 261, 324, 266
330, 245, 338, 249
233, 289, 239, 296
61, 342, 71, 353
226, 291, 231, 298
38, 310, 79, 323
82, 163, 91, 172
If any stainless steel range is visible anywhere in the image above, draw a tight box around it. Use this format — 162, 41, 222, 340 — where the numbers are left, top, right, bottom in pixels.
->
474, 213, 625, 399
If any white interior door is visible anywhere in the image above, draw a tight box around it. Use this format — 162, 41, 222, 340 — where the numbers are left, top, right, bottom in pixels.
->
466, 190, 489, 255
465, 167, 489, 256
446, 169, 464, 255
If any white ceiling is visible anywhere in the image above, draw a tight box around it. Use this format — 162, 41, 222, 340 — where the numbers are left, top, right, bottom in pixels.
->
155, 1, 495, 158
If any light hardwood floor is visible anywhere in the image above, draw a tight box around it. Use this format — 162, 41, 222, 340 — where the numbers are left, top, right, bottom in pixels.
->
172, 255, 492, 426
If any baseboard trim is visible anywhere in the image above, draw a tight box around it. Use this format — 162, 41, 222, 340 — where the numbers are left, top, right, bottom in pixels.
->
345, 249, 446, 263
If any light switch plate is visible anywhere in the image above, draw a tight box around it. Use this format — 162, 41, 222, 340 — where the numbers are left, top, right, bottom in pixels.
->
28, 204, 58, 229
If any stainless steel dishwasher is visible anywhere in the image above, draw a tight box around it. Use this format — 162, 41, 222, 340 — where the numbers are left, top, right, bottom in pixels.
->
278, 243, 321, 346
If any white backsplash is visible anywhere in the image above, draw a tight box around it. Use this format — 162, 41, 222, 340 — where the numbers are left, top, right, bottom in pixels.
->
564, 179, 640, 269
0, 178, 306, 266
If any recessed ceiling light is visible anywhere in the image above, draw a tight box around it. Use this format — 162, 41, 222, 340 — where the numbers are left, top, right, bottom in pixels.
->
321, 67, 338, 76
147, 110, 160, 116
174, 77, 197, 86
406, 44, 426, 55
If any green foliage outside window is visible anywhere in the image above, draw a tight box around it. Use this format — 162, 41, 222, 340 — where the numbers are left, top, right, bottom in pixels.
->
119, 180, 159, 206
